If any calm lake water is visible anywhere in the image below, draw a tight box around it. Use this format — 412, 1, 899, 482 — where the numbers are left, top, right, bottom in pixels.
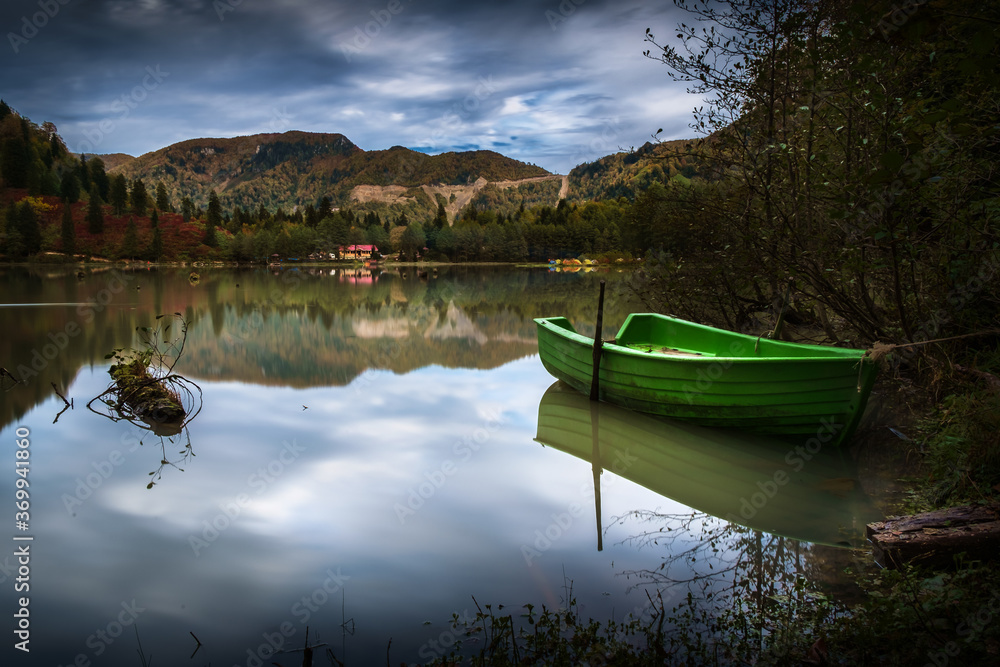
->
0, 265, 880, 665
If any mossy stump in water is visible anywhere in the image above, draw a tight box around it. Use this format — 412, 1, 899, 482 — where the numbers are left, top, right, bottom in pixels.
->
109, 357, 186, 423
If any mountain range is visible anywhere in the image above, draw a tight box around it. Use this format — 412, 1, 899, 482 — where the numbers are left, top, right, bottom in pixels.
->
102, 130, 701, 220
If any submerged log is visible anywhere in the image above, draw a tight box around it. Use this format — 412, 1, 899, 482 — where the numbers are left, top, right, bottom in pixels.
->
109, 359, 186, 423
867, 503, 1000, 568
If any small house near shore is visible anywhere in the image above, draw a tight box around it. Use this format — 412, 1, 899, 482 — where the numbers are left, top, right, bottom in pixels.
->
340, 244, 379, 260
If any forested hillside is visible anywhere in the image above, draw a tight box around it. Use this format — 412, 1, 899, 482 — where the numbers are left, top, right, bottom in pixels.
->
568, 138, 705, 201
106, 134, 551, 215
0, 102, 710, 263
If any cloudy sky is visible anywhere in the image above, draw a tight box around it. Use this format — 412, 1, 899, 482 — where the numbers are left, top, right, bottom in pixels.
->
1, 0, 700, 174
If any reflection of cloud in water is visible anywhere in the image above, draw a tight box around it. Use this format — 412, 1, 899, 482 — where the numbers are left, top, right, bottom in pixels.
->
0, 355, 870, 665
0, 267, 671, 664
352, 316, 411, 338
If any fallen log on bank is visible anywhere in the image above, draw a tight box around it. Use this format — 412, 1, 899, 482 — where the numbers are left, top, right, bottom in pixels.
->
867, 503, 1000, 568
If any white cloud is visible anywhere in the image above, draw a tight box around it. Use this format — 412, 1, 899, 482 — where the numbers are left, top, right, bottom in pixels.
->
499, 95, 531, 116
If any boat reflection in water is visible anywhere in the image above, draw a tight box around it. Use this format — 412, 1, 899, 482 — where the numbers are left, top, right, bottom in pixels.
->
534, 382, 881, 548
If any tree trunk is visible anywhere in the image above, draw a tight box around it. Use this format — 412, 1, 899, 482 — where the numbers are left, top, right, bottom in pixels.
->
867, 504, 1000, 569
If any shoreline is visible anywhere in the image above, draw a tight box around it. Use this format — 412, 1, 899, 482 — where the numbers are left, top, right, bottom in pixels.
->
0, 257, 620, 269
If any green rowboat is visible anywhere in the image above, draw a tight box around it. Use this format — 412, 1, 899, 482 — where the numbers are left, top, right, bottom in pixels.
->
534, 313, 877, 446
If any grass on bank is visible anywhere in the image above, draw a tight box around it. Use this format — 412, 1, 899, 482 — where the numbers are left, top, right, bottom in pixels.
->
421, 559, 1000, 666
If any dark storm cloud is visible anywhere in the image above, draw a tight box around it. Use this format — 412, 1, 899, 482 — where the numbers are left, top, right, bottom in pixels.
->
1, 0, 699, 173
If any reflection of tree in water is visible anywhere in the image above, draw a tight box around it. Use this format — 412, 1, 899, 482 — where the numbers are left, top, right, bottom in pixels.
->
615, 509, 867, 664
137, 427, 197, 489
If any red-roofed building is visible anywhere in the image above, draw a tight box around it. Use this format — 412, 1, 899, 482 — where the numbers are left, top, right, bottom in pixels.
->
339, 244, 378, 260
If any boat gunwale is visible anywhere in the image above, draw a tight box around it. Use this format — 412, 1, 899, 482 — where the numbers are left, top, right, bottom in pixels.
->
534, 315, 872, 365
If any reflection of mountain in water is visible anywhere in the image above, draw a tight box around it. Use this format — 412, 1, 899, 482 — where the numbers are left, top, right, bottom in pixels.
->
183, 299, 538, 386
424, 301, 488, 345
1, 266, 637, 428
535, 382, 881, 547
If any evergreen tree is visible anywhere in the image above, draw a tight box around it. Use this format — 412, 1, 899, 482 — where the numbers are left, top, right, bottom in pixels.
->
206, 191, 222, 225
229, 206, 249, 233
26, 156, 44, 195
49, 131, 66, 160
0, 134, 31, 189
89, 158, 109, 201
304, 203, 318, 228
205, 191, 222, 248
204, 191, 221, 247
109, 174, 128, 216
433, 201, 448, 229
3, 202, 25, 259
61, 199, 75, 256
317, 196, 333, 221
76, 155, 91, 192
148, 226, 163, 261
17, 201, 41, 255
181, 197, 195, 222
87, 185, 104, 234
150, 208, 159, 228
130, 178, 148, 217
60, 170, 80, 203
154, 181, 171, 212
203, 221, 218, 247
121, 217, 138, 259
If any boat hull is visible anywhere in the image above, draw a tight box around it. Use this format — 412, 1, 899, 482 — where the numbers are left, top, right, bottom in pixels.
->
534, 314, 877, 446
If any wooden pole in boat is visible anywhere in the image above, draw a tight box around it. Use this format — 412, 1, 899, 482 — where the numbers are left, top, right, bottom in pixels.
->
590, 280, 606, 402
